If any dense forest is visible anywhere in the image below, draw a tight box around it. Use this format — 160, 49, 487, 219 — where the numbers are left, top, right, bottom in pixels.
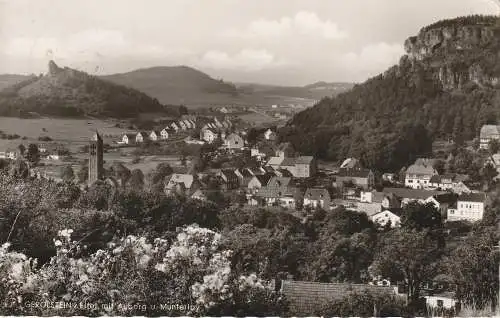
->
280, 15, 500, 172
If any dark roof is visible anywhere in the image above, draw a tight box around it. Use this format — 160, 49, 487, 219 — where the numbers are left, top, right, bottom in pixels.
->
383, 187, 444, 200
255, 173, 273, 186
220, 169, 239, 182
458, 192, 486, 203
123, 133, 136, 139
238, 168, 253, 178
337, 168, 372, 178
281, 156, 314, 166
433, 193, 458, 204
280, 280, 396, 315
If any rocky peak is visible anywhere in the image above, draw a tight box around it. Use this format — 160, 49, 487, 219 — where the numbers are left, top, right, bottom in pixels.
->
48, 60, 62, 76
400, 15, 500, 90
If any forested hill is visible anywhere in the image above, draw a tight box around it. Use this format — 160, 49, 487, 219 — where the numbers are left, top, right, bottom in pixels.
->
280, 15, 500, 172
0, 61, 181, 118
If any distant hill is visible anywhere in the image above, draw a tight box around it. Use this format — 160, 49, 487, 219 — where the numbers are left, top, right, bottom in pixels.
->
281, 15, 500, 172
0, 61, 177, 118
236, 82, 354, 101
101, 66, 240, 106
102, 66, 353, 107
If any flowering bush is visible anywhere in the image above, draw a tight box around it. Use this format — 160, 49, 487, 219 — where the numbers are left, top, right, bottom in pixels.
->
0, 224, 284, 316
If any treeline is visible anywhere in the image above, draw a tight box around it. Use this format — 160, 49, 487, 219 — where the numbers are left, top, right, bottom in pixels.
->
420, 15, 499, 33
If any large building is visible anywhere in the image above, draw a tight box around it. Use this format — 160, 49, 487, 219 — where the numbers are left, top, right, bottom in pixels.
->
405, 159, 437, 189
447, 192, 486, 222
479, 125, 500, 149
88, 131, 104, 185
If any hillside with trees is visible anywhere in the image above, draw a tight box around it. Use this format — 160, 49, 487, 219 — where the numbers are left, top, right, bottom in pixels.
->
0, 61, 183, 118
280, 15, 500, 172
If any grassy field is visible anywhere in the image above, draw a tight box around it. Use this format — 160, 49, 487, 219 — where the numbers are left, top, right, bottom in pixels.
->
0, 117, 129, 152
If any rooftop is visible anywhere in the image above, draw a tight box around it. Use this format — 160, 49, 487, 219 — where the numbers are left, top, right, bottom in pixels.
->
383, 187, 444, 200
480, 125, 500, 138
337, 167, 372, 178
458, 192, 486, 203
280, 280, 397, 316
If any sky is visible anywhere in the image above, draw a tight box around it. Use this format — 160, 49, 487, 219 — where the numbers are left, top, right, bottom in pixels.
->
0, 0, 498, 85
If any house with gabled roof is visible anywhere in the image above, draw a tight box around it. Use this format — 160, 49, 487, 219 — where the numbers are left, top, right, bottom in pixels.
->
247, 173, 273, 194
370, 210, 401, 228
120, 133, 136, 145
135, 131, 148, 143
183, 119, 193, 129
200, 129, 217, 143
188, 119, 196, 129
383, 187, 445, 206
405, 158, 438, 189
303, 188, 331, 209
480, 124, 500, 149
160, 128, 170, 140
215, 169, 240, 190
170, 122, 180, 132
164, 174, 198, 195
254, 176, 296, 208
340, 158, 362, 169
264, 128, 277, 141
178, 120, 187, 130
336, 168, 375, 190
149, 130, 161, 141
224, 133, 244, 150
447, 192, 486, 222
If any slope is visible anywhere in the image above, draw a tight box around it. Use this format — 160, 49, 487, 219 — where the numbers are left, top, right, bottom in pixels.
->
101, 66, 240, 106
0, 61, 173, 118
281, 15, 500, 172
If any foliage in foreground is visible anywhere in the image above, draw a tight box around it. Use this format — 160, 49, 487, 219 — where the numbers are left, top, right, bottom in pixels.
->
0, 225, 284, 316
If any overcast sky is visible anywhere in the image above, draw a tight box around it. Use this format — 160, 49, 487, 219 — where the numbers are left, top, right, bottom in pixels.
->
0, 0, 498, 85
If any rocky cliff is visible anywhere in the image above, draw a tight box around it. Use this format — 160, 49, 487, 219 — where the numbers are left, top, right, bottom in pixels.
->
401, 15, 500, 90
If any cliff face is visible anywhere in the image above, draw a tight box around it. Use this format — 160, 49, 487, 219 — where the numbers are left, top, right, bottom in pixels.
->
401, 16, 500, 90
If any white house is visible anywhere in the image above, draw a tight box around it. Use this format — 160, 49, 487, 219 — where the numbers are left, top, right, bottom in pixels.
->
149, 130, 161, 141
120, 133, 136, 145
201, 129, 217, 143
424, 292, 458, 310
160, 128, 170, 140
370, 210, 401, 228
447, 192, 486, 222
183, 120, 193, 129
224, 133, 244, 150
189, 120, 197, 128
136, 132, 147, 143
405, 159, 438, 189
479, 124, 500, 149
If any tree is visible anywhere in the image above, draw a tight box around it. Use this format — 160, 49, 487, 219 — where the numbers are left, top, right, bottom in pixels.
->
26, 143, 40, 165
18, 144, 26, 157
370, 228, 441, 304
400, 202, 442, 231
128, 169, 145, 190
77, 162, 88, 183
60, 165, 74, 182
148, 162, 173, 192
481, 163, 498, 190
488, 139, 500, 154
447, 227, 499, 311
433, 159, 445, 175
110, 162, 131, 187
9, 158, 29, 178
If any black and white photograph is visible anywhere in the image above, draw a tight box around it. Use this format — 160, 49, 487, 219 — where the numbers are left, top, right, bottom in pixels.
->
0, 0, 499, 316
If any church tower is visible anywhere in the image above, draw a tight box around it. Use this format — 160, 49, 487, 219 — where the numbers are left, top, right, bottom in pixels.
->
88, 131, 104, 185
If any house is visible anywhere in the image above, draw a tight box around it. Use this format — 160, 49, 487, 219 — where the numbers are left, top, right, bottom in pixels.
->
214, 117, 224, 128
178, 121, 187, 130
278, 279, 401, 316
280, 156, 317, 178
120, 133, 136, 145
254, 177, 296, 208
383, 188, 445, 206
424, 292, 458, 311
340, 158, 362, 170
447, 192, 486, 222
264, 128, 277, 141
219, 107, 229, 114
224, 133, 244, 150
405, 159, 438, 189
170, 122, 180, 132
164, 174, 198, 195
267, 154, 284, 170
360, 191, 401, 209
183, 119, 193, 129
370, 210, 401, 228
149, 130, 161, 141
135, 132, 148, 143
188, 120, 197, 129
160, 128, 170, 140
250, 148, 266, 160
247, 174, 273, 194
335, 168, 375, 190
215, 169, 240, 190
479, 124, 500, 149
303, 188, 331, 209
425, 193, 458, 218
428, 174, 469, 191
200, 129, 217, 143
